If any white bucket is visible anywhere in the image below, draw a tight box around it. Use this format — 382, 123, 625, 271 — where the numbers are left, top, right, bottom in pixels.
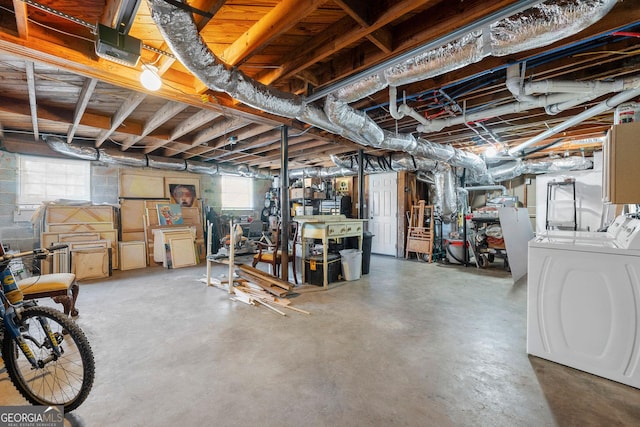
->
339, 249, 362, 281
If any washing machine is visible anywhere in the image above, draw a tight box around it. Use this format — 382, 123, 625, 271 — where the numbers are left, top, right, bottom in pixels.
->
527, 215, 640, 389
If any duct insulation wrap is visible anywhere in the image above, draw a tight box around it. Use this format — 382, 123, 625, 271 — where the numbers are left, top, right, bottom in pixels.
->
147, 155, 187, 171
216, 163, 245, 177
490, 0, 616, 56
384, 32, 484, 87
329, 0, 616, 104
45, 137, 98, 161
486, 156, 593, 182
335, 73, 388, 103
297, 104, 344, 135
431, 169, 460, 221
289, 166, 355, 179
488, 160, 525, 182
98, 149, 147, 167
186, 160, 218, 175
233, 163, 274, 179
527, 156, 593, 173
331, 153, 437, 173
325, 95, 384, 146
443, 167, 458, 220
148, 0, 304, 119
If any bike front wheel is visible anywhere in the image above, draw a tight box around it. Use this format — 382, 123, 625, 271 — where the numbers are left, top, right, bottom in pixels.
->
2, 306, 95, 412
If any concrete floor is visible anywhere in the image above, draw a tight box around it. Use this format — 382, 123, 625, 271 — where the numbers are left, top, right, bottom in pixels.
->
2, 255, 640, 426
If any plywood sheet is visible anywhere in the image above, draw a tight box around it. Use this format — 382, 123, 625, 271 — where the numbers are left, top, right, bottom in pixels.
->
167, 237, 197, 268
120, 173, 165, 198
46, 205, 114, 225
47, 222, 114, 232
119, 241, 147, 270
71, 248, 110, 280
120, 199, 145, 233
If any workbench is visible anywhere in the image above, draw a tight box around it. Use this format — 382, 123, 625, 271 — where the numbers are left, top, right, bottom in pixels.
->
295, 215, 366, 288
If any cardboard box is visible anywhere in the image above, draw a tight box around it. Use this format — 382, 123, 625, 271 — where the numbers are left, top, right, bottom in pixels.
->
290, 187, 314, 199
290, 188, 304, 199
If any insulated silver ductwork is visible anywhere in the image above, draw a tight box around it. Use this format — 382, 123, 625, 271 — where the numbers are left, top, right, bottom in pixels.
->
98, 148, 147, 167
45, 137, 99, 161
487, 156, 593, 182
330, 153, 438, 173
148, 0, 614, 184
45, 136, 274, 179
147, 155, 187, 171
288, 166, 355, 180
337, 0, 615, 100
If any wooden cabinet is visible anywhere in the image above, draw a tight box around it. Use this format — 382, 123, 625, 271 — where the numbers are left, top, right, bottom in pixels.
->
604, 121, 640, 204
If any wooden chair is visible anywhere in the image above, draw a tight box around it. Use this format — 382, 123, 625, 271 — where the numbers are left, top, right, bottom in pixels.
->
18, 273, 79, 317
252, 222, 298, 284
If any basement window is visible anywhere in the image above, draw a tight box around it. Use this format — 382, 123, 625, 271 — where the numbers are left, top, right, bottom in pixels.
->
18, 155, 91, 207
220, 176, 253, 210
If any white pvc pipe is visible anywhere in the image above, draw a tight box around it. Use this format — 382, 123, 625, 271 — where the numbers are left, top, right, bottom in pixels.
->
506, 64, 535, 102
388, 86, 404, 120
508, 86, 640, 156
416, 92, 582, 132
524, 79, 625, 95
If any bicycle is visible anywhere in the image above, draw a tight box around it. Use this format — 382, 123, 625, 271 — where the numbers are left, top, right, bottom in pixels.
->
0, 243, 95, 412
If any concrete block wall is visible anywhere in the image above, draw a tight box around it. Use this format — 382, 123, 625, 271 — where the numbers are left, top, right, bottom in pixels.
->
0, 151, 35, 251
0, 151, 275, 251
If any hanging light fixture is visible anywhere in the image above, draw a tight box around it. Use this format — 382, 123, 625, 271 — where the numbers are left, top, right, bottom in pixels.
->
140, 64, 161, 91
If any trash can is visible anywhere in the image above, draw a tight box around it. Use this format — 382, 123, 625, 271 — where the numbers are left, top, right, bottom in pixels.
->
339, 249, 362, 281
361, 231, 373, 274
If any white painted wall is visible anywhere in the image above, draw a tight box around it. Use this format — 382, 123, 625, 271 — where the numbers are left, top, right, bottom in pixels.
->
534, 153, 605, 234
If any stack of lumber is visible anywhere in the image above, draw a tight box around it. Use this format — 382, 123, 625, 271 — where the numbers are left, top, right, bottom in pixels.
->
205, 262, 309, 316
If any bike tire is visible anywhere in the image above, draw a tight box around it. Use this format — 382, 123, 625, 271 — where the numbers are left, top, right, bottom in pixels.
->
2, 306, 95, 412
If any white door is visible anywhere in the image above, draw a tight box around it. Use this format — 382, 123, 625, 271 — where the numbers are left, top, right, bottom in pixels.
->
368, 172, 397, 255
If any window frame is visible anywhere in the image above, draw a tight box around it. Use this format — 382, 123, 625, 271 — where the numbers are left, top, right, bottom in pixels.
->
220, 175, 254, 210
17, 154, 91, 208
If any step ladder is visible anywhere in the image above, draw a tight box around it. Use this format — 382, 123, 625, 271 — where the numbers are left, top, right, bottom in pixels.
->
405, 200, 434, 262
546, 179, 577, 231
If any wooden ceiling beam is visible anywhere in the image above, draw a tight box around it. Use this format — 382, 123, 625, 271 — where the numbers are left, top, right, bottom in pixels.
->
203, 129, 283, 160
166, 116, 248, 156
121, 101, 188, 150
68, 78, 98, 143
96, 91, 147, 147
0, 95, 117, 131
220, 0, 324, 66
256, 0, 432, 85
142, 109, 222, 154
334, 0, 392, 53
182, 123, 273, 159
0, 26, 284, 130
24, 61, 38, 141
12, 0, 28, 38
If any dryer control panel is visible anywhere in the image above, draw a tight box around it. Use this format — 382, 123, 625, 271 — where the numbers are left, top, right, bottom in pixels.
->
615, 217, 640, 250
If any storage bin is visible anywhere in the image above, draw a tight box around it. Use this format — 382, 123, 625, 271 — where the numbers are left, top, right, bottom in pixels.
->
305, 254, 341, 286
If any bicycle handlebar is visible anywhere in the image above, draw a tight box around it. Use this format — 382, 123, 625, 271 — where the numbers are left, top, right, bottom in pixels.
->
0, 244, 68, 262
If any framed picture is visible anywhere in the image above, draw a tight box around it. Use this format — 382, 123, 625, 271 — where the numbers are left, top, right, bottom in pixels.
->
156, 203, 184, 225
165, 177, 200, 207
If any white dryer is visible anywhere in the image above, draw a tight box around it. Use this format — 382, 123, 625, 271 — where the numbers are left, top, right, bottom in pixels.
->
527, 215, 640, 389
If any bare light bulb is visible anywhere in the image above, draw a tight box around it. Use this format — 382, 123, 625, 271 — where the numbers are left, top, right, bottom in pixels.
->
140, 64, 161, 91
